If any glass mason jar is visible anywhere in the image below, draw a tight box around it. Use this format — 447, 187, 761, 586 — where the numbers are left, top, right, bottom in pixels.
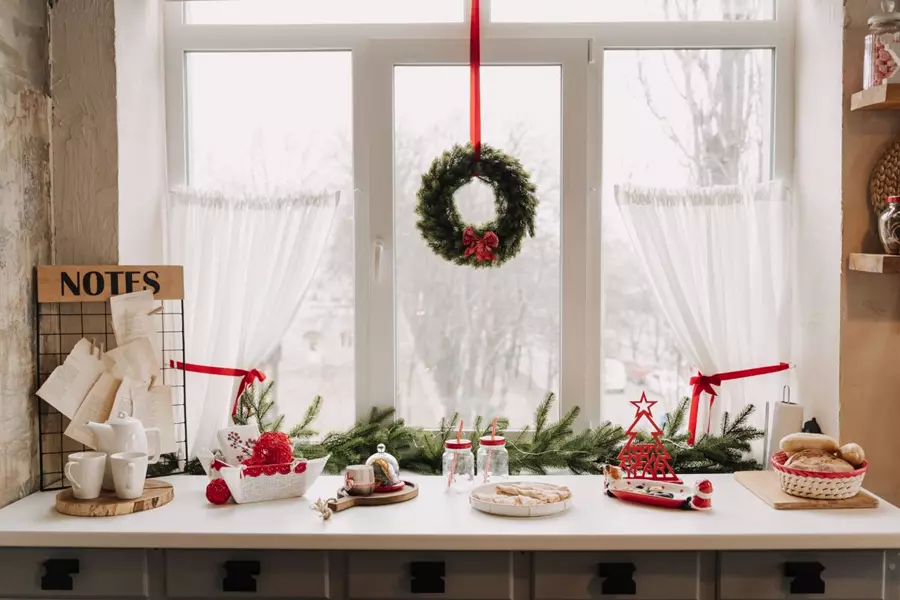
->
879, 196, 900, 254
477, 436, 509, 483
865, 3, 900, 89
442, 439, 474, 493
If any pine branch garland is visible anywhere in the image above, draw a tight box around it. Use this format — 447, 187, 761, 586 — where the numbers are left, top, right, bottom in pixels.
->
177, 382, 764, 478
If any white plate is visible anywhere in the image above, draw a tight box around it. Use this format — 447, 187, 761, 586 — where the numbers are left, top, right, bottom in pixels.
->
469, 482, 573, 517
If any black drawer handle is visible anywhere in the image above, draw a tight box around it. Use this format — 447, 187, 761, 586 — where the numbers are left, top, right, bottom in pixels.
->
41, 558, 80, 591
597, 562, 636, 596
223, 560, 261, 593
410, 561, 445, 594
784, 561, 825, 595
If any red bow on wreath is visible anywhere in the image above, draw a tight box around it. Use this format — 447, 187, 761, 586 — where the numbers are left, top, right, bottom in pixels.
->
463, 227, 499, 263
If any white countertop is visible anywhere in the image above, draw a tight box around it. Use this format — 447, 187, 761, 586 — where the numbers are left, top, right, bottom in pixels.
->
1, 475, 900, 551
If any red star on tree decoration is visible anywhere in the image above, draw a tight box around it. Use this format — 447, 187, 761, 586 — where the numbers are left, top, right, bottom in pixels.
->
630, 392, 657, 416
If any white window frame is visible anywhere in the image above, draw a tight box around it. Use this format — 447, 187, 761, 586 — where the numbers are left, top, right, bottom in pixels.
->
163, 0, 794, 430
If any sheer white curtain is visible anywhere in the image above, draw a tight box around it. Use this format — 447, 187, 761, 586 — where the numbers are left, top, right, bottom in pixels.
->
614, 181, 791, 434
167, 188, 340, 456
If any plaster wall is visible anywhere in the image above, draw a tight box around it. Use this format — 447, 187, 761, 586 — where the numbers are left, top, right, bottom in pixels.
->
0, 0, 52, 507
49, 0, 119, 265
840, 0, 900, 504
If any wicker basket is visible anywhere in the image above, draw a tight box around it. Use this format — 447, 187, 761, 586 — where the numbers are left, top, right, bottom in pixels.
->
770, 451, 867, 500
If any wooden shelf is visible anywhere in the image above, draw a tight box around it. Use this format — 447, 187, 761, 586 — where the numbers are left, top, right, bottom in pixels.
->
849, 253, 900, 273
851, 85, 900, 111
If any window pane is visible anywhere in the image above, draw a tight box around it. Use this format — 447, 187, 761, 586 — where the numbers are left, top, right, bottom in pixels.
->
186, 51, 354, 434
186, 0, 463, 24
600, 49, 773, 425
394, 66, 561, 427
493, 0, 774, 22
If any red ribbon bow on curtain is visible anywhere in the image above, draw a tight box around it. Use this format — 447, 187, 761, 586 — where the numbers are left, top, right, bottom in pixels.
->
687, 362, 790, 445
463, 227, 499, 262
169, 360, 266, 417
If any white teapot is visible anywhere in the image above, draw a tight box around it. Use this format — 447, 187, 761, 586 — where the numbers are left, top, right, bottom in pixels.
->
86, 412, 161, 490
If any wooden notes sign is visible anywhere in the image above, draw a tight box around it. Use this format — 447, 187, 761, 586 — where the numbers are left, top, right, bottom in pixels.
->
37, 265, 184, 303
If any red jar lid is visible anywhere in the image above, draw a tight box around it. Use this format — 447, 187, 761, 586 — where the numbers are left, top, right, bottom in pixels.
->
479, 435, 506, 446
445, 439, 472, 450
888, 196, 900, 203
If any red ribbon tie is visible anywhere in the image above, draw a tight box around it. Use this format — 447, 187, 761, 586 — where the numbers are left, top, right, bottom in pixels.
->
463, 227, 499, 262
169, 360, 266, 417
687, 362, 789, 445
470, 0, 481, 160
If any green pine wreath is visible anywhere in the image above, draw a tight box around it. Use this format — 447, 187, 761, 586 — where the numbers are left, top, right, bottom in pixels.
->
415, 143, 538, 268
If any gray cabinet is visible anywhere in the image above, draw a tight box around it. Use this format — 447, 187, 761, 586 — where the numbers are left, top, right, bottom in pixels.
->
0, 548, 149, 599
718, 551, 886, 600
346, 551, 522, 600
165, 550, 332, 600
533, 551, 715, 600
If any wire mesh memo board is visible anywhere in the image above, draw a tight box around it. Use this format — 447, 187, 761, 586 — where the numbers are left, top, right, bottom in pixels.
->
34, 265, 188, 491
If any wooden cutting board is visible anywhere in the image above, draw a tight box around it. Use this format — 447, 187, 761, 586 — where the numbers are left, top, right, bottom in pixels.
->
327, 481, 418, 512
734, 470, 878, 510
55, 480, 174, 517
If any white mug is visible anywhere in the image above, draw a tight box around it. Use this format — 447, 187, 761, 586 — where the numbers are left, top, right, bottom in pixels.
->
110, 452, 148, 500
65, 452, 107, 500
344, 465, 376, 496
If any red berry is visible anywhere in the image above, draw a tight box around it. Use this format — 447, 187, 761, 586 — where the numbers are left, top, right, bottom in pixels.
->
206, 479, 232, 505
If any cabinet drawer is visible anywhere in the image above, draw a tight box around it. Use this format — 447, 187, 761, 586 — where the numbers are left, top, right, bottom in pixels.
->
534, 552, 712, 600
719, 551, 885, 600
347, 551, 514, 600
165, 550, 330, 599
0, 548, 148, 598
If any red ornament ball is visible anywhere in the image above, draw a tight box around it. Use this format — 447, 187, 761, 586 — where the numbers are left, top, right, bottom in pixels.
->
206, 478, 232, 505
250, 431, 294, 465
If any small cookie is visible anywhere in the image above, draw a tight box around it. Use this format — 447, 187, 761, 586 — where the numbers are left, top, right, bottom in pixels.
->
785, 448, 855, 473
780, 432, 840, 456
839, 443, 866, 467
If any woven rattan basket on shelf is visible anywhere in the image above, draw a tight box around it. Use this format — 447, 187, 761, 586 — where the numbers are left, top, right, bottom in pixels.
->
869, 139, 900, 215
770, 451, 867, 500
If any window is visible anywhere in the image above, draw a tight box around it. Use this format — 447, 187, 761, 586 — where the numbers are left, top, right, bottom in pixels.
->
164, 0, 792, 437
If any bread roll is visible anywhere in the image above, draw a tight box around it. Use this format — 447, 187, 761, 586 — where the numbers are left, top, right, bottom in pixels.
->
839, 443, 866, 467
785, 448, 855, 473
780, 432, 840, 456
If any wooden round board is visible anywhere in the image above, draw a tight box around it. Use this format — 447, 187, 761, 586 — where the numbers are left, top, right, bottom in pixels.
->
55, 480, 174, 517
328, 481, 418, 512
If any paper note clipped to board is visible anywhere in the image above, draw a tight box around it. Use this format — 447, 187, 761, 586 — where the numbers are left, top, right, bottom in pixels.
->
102, 337, 160, 381
36, 338, 105, 419
109, 290, 160, 356
65, 373, 121, 448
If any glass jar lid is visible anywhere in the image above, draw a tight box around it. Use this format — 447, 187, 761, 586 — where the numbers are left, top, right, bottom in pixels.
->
870, 2, 900, 27
479, 435, 506, 447
445, 439, 473, 450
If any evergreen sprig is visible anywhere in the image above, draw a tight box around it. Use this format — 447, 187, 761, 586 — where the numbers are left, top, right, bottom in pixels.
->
177, 383, 764, 477
416, 143, 539, 268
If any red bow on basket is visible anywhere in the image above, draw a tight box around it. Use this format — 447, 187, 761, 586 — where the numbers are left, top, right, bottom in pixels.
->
169, 360, 266, 417
463, 227, 499, 263
687, 362, 790, 445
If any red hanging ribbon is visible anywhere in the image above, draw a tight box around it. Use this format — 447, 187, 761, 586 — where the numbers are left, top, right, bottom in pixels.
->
687, 362, 790, 445
169, 360, 266, 417
470, 0, 482, 160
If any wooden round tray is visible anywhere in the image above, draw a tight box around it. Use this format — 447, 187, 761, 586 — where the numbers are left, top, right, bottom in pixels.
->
327, 481, 418, 512
55, 480, 174, 517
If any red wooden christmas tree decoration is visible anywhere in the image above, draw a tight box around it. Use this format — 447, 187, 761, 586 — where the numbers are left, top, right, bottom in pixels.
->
616, 392, 682, 483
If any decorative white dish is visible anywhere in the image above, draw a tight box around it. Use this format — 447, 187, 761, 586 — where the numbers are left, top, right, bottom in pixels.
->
469, 482, 572, 517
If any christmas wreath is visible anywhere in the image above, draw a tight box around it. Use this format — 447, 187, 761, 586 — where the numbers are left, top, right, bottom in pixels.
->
415, 143, 538, 268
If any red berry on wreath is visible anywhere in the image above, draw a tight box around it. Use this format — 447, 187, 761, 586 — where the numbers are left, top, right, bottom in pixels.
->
206, 479, 232, 505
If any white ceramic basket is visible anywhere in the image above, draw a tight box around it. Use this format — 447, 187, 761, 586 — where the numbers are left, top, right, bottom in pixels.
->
213, 455, 329, 504
771, 451, 867, 500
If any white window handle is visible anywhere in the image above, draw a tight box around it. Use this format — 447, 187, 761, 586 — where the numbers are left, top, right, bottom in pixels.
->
373, 239, 385, 283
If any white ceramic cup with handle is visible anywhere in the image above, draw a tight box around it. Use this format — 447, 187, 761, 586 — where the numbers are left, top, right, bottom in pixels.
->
110, 452, 148, 500
65, 451, 107, 500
